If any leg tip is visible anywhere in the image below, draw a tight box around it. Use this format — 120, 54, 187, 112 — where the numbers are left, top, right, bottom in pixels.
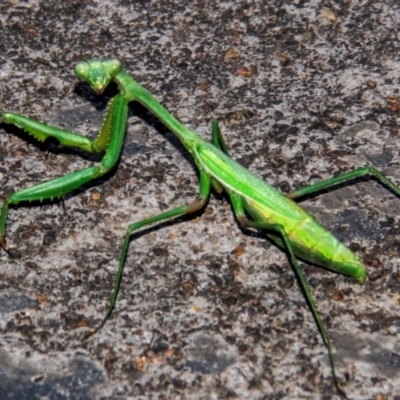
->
0, 237, 12, 257
81, 331, 95, 342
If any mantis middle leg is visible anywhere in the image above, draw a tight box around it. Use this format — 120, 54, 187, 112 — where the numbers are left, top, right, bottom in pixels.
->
82, 172, 211, 340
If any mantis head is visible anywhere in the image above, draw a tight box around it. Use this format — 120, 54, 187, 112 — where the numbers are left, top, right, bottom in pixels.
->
74, 58, 122, 94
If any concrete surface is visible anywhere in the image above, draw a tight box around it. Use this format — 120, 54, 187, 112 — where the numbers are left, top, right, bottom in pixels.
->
0, 1, 400, 399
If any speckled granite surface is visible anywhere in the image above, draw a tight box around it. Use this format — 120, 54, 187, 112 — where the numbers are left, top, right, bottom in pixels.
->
1, 1, 400, 399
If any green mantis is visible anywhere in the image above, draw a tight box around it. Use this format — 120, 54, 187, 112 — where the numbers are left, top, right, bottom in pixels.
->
1, 58, 399, 396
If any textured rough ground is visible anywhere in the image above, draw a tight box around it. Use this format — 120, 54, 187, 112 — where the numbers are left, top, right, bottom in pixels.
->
0, 1, 400, 399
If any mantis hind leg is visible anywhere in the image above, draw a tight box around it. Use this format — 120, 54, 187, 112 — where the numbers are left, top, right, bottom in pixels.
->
82, 172, 212, 340
229, 192, 345, 397
287, 166, 400, 200
210, 120, 400, 202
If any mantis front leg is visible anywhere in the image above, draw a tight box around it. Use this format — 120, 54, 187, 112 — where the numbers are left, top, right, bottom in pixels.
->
0, 93, 128, 248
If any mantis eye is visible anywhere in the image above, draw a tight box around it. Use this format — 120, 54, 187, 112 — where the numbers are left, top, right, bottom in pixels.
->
103, 59, 122, 77
74, 62, 90, 80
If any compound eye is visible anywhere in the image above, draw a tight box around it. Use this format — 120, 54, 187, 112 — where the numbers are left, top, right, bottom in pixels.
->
74, 62, 90, 79
111, 59, 122, 72
104, 59, 122, 77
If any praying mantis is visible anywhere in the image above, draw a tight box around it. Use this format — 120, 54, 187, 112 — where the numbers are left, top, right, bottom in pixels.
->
1, 58, 399, 396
